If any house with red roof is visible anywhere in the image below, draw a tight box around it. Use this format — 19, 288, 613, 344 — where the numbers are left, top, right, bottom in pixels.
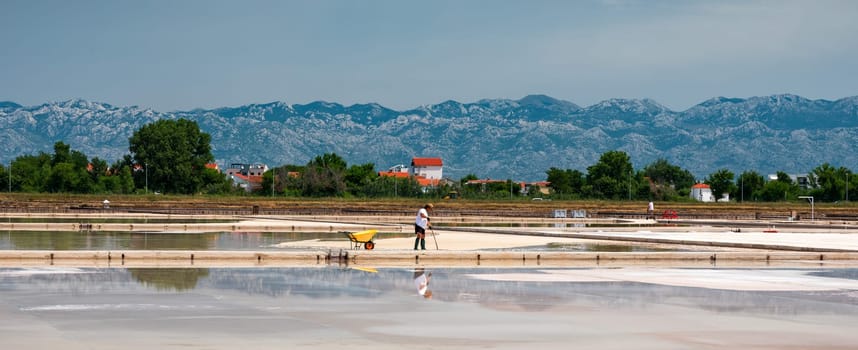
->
690, 183, 715, 202
410, 157, 443, 180
378, 170, 441, 190
231, 173, 263, 192
226, 163, 267, 192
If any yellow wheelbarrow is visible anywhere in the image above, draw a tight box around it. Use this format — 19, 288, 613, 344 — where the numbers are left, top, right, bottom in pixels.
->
342, 229, 378, 250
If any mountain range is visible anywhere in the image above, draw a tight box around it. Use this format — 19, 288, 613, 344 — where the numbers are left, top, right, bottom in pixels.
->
2, 94, 857, 181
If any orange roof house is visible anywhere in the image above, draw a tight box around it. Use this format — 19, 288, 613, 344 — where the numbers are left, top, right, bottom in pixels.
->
231, 173, 263, 193
410, 157, 443, 180
378, 170, 441, 190
411, 157, 443, 167
378, 171, 411, 179
690, 183, 714, 202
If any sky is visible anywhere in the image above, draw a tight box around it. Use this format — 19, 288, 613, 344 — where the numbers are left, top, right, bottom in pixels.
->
2, 0, 858, 112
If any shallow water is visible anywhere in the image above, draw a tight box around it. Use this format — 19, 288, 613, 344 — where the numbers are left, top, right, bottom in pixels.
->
0, 231, 413, 250
1, 266, 857, 349
0, 231, 685, 252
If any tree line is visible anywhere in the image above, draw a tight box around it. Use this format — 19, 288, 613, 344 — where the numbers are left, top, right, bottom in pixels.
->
0, 119, 855, 202
545, 150, 856, 203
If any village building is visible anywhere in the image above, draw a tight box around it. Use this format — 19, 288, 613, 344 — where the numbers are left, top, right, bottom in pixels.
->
225, 163, 267, 192
378, 157, 444, 192
767, 173, 812, 189
410, 157, 443, 180
690, 183, 715, 202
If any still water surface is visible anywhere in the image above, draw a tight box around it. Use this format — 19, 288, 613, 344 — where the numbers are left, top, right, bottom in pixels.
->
1, 266, 857, 349
0, 231, 412, 250
0, 231, 682, 252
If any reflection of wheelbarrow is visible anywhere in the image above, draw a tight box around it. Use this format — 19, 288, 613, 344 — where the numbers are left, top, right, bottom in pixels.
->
342, 229, 378, 250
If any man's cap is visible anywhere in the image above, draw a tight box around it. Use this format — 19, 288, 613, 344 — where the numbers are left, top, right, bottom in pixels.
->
426, 203, 434, 208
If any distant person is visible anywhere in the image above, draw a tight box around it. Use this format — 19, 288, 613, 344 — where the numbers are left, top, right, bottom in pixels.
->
414, 203, 433, 250
413, 268, 433, 299
647, 201, 654, 219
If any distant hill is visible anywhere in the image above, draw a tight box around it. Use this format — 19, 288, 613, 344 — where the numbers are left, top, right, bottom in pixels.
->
2, 94, 857, 181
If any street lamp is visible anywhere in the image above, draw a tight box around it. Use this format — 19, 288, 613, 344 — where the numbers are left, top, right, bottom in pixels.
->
145, 162, 148, 194
798, 196, 814, 221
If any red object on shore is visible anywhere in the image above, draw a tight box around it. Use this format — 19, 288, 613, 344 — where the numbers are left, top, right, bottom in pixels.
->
661, 210, 678, 220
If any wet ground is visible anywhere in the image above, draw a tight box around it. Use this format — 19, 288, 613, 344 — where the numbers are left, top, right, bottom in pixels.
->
0, 231, 695, 252
1, 266, 857, 349
2, 212, 858, 348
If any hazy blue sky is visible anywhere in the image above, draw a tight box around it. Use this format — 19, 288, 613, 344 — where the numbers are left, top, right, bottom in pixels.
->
2, 0, 857, 111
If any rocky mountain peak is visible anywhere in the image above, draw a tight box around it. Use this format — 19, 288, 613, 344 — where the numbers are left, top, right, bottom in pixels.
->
2, 94, 857, 181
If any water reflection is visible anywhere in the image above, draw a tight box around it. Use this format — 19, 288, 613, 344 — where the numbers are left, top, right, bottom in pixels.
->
1, 267, 856, 318
544, 242, 676, 252
2, 267, 857, 350
413, 268, 433, 299
1, 231, 688, 252
0, 231, 412, 250
128, 268, 210, 291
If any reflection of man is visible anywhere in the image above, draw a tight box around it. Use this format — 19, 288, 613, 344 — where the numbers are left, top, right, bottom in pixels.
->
413, 268, 433, 299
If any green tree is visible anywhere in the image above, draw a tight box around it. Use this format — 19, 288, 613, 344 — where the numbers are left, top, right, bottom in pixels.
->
586, 150, 634, 200
345, 163, 378, 196
546, 167, 585, 198
47, 162, 82, 193
14, 153, 52, 192
128, 118, 215, 194
758, 178, 796, 201
459, 174, 480, 196
808, 163, 850, 202
642, 158, 695, 200
0, 164, 7, 192
361, 174, 421, 197
89, 157, 109, 191
705, 169, 735, 201
734, 170, 765, 202
119, 165, 136, 194
302, 153, 347, 196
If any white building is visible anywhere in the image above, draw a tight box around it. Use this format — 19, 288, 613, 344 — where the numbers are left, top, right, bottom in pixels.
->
225, 163, 268, 177
767, 173, 811, 189
387, 164, 409, 173
690, 183, 715, 202
410, 157, 443, 180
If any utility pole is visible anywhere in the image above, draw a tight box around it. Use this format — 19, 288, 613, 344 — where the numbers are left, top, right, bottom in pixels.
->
8, 160, 11, 193
145, 163, 148, 194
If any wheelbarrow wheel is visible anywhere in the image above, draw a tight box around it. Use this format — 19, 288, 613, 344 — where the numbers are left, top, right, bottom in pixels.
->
364, 241, 375, 250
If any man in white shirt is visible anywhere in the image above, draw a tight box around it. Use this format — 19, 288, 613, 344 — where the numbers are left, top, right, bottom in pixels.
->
414, 203, 433, 250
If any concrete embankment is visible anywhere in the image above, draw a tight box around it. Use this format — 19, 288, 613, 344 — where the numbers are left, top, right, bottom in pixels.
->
2, 249, 858, 268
